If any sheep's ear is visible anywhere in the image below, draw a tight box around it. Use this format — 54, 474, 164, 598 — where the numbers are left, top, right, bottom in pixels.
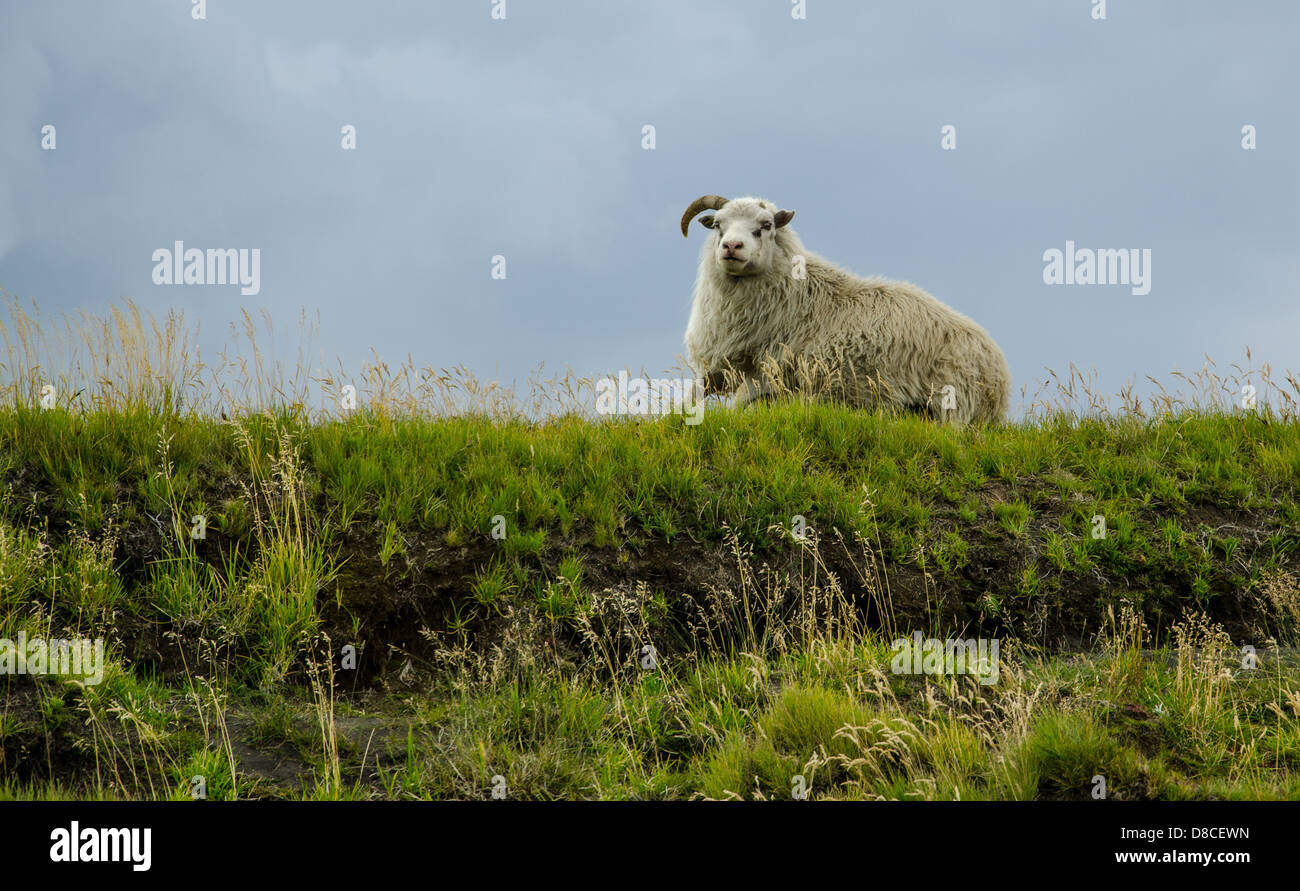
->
774, 210, 795, 229
698, 215, 717, 230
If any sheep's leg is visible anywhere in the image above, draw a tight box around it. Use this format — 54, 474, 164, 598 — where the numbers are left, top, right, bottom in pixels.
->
698, 362, 756, 399
702, 369, 731, 397
735, 376, 775, 406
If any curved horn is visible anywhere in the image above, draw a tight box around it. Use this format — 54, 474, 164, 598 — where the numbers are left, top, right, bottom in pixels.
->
680, 195, 729, 237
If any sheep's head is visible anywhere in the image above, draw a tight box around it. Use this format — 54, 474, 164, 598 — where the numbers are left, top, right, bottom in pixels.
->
680, 195, 795, 277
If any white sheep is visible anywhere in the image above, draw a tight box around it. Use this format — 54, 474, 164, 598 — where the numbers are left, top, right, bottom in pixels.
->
681, 194, 1012, 423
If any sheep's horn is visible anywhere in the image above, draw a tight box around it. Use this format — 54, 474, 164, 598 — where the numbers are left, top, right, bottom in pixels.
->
680, 195, 729, 237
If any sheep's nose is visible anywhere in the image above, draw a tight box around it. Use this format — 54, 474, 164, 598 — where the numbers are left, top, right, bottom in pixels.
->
723, 241, 743, 252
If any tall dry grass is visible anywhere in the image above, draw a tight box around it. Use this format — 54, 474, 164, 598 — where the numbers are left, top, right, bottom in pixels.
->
4, 293, 1297, 422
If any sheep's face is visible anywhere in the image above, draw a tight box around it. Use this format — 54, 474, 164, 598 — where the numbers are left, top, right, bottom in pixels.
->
699, 198, 794, 277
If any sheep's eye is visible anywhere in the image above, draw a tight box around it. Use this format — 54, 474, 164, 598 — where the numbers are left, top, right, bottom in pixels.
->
752, 229, 762, 237
761, 221, 772, 231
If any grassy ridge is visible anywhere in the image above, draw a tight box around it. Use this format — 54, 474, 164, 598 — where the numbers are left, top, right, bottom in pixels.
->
5, 401, 1300, 631
2, 399, 1300, 800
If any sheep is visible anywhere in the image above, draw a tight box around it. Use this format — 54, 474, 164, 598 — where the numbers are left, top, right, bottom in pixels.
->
680, 194, 1012, 423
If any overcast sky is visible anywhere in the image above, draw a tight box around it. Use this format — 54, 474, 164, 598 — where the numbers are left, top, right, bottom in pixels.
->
2, 1, 1297, 415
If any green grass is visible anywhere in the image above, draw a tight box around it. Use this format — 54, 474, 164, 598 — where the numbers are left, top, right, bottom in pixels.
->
4, 401, 1300, 799
2, 298, 1300, 799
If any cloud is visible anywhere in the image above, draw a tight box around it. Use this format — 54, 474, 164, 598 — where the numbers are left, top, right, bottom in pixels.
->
1, 0, 1297, 403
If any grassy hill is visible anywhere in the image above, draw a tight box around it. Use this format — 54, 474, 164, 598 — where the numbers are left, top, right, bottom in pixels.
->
1, 300, 1299, 799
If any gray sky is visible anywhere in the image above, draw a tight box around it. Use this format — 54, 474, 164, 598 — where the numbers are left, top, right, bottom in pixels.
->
2, 0, 1297, 414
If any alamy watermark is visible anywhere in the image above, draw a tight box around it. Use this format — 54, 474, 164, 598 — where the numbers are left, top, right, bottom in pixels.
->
891, 632, 1000, 685
1042, 241, 1151, 296
152, 241, 261, 295
49, 822, 150, 871
0, 632, 105, 686
595, 371, 704, 425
